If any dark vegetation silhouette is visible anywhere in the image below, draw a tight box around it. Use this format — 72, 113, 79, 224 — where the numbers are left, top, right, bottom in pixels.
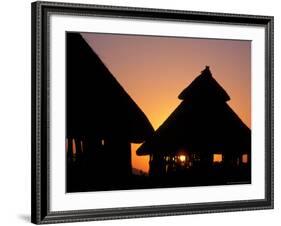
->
66, 33, 251, 192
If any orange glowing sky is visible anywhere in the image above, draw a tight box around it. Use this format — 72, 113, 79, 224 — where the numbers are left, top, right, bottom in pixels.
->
82, 33, 251, 173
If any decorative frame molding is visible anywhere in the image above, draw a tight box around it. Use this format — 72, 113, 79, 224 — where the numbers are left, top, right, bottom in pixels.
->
31, 1, 274, 224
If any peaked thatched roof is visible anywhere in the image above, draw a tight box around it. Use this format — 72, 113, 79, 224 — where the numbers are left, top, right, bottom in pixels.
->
67, 33, 154, 143
137, 67, 251, 156
178, 66, 230, 102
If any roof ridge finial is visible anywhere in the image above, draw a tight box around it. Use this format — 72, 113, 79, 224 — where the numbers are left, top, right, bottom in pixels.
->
202, 65, 212, 76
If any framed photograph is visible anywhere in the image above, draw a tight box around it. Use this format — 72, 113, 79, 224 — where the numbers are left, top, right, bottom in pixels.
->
31, 1, 274, 224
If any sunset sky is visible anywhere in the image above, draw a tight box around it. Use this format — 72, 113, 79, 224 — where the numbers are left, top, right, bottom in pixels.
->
82, 33, 251, 173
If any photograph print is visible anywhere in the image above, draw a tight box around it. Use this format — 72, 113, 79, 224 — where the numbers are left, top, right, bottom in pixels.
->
66, 32, 251, 193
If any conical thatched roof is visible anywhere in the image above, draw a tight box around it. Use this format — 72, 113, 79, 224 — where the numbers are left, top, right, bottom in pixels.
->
137, 67, 251, 156
178, 66, 230, 102
67, 33, 154, 143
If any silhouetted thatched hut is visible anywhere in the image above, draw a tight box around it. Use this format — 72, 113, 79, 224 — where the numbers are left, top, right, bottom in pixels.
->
66, 33, 154, 179
137, 66, 251, 177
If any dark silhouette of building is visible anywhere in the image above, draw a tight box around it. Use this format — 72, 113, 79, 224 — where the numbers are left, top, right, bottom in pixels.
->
66, 33, 154, 191
137, 66, 251, 183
